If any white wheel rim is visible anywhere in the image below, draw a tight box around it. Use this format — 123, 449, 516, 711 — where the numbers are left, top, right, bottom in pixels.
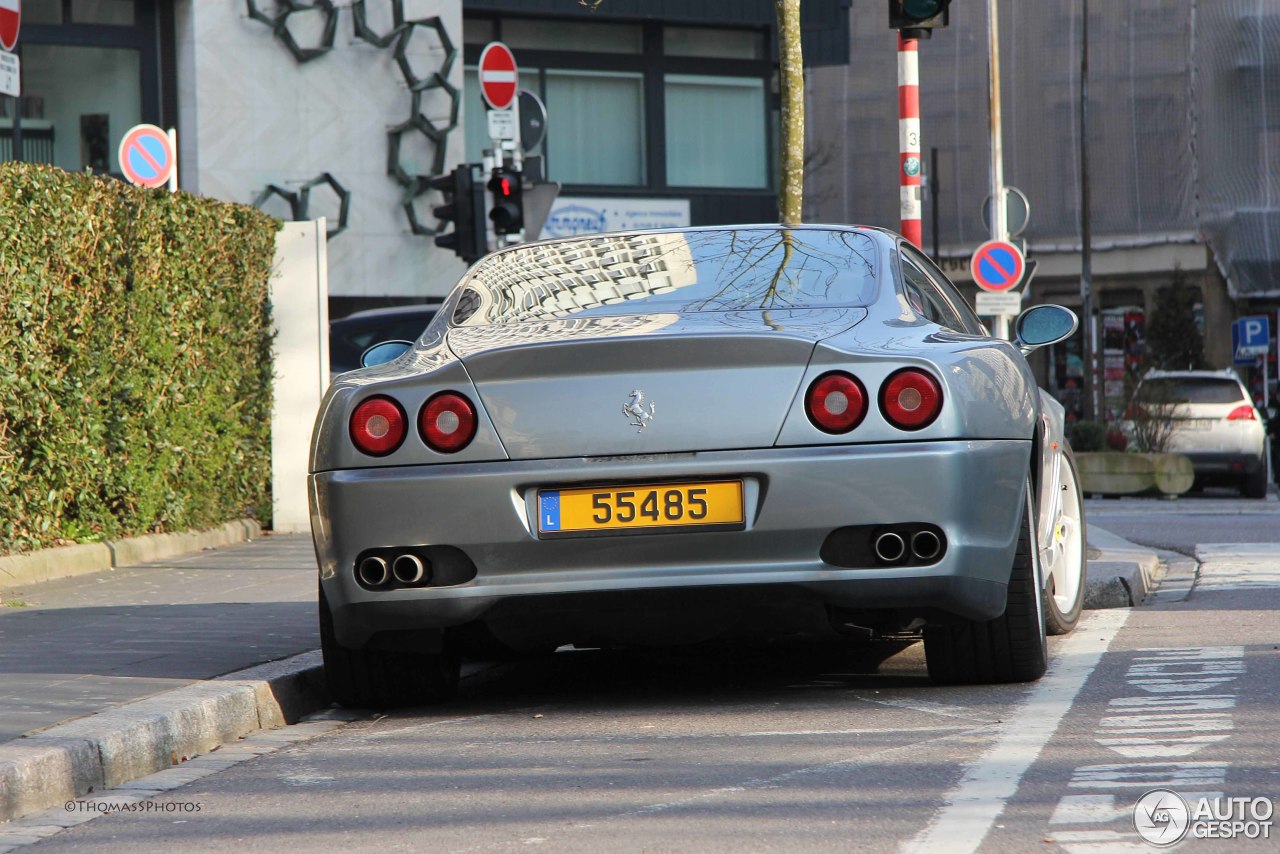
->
1044, 458, 1085, 614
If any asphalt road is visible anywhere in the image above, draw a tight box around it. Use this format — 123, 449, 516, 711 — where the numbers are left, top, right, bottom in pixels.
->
1085, 490, 1280, 553
23, 501, 1280, 853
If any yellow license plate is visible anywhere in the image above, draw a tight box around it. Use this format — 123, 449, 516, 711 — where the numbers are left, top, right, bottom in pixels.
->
538, 480, 744, 536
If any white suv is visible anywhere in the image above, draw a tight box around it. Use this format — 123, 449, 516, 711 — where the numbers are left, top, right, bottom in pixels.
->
1125, 369, 1267, 498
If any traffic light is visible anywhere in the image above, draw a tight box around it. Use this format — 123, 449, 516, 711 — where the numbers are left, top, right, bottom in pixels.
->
889, 0, 951, 35
429, 165, 486, 263
487, 167, 524, 235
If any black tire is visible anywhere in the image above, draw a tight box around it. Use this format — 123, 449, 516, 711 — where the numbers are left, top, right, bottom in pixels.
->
1243, 466, 1268, 499
1043, 449, 1086, 636
319, 583, 460, 709
923, 479, 1048, 685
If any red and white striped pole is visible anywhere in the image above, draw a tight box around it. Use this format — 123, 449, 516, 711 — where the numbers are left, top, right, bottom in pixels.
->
898, 33, 923, 249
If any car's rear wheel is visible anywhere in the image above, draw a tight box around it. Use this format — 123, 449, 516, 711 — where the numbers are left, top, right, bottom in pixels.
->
1242, 466, 1268, 499
923, 478, 1048, 685
319, 583, 460, 709
1042, 448, 1086, 635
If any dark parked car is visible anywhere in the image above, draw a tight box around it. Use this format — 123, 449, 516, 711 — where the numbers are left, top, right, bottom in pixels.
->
329, 304, 437, 376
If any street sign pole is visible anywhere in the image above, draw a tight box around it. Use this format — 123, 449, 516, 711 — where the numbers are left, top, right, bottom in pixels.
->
167, 127, 178, 192
898, 33, 923, 250
986, 0, 1010, 339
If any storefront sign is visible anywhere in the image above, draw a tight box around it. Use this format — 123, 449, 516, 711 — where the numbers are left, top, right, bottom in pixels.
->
543, 197, 691, 238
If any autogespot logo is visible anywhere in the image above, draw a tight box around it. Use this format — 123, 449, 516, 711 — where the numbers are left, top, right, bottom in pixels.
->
1134, 789, 1191, 847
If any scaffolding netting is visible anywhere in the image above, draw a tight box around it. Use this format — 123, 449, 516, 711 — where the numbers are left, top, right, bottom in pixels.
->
808, 0, 1280, 298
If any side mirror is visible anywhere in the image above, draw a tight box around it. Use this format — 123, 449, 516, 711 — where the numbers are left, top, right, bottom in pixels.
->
1014, 305, 1079, 353
360, 340, 413, 369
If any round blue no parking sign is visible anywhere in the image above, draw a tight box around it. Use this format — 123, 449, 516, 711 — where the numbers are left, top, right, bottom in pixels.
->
970, 240, 1025, 293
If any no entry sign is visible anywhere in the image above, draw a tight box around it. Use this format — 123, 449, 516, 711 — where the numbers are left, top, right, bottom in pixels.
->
0, 0, 21, 53
478, 42, 518, 110
970, 239, 1026, 293
118, 123, 175, 189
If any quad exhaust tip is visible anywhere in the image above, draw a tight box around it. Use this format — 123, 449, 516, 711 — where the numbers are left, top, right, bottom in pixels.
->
910, 529, 942, 562
873, 531, 907, 564
392, 554, 427, 585
357, 556, 390, 587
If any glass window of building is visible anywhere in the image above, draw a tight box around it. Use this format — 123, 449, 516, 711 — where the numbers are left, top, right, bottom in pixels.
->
544, 70, 645, 186
3, 46, 142, 172
72, 0, 136, 25
665, 27, 764, 60
665, 74, 767, 189
502, 19, 641, 54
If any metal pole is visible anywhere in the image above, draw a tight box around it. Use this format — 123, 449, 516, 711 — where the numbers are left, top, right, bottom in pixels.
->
987, 0, 1009, 339
930, 146, 941, 261
167, 127, 178, 192
898, 33, 923, 249
11, 92, 21, 162
1079, 0, 1099, 422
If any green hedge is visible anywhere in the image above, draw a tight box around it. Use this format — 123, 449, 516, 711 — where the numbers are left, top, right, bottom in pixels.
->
0, 162, 279, 555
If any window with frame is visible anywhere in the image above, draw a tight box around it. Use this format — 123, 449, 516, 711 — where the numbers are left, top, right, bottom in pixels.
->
902, 245, 987, 335
900, 253, 972, 334
462, 17, 771, 194
664, 74, 767, 189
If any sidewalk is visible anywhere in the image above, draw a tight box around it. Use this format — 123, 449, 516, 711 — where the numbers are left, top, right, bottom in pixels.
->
0, 521, 1163, 825
0, 534, 317, 743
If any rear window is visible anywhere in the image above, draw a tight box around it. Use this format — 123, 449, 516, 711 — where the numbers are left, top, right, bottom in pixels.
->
1135, 377, 1245, 405
452, 227, 880, 326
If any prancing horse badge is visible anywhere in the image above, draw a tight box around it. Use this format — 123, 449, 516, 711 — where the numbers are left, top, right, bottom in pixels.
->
622, 389, 656, 432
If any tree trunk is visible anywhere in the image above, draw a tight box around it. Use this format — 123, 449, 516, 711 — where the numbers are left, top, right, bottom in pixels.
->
777, 0, 804, 224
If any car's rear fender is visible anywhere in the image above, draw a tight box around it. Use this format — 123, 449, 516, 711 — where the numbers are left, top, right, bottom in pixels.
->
774, 334, 1040, 447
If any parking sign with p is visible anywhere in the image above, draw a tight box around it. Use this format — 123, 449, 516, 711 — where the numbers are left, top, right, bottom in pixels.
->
1233, 316, 1270, 365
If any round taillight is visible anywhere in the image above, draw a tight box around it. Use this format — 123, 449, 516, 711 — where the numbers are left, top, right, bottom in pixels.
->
420, 391, 478, 453
805, 372, 868, 434
881, 369, 943, 430
349, 396, 407, 456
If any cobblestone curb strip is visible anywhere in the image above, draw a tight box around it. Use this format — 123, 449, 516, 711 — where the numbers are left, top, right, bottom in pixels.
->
0, 520, 264, 591
0, 652, 325, 824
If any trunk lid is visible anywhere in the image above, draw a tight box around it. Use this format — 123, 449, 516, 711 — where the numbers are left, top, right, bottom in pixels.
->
449, 309, 867, 459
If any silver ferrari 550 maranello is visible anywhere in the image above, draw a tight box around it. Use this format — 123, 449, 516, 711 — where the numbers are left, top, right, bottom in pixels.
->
308, 224, 1087, 708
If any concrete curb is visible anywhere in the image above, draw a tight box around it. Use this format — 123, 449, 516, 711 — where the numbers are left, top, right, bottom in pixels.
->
0, 651, 325, 824
0, 520, 264, 592
1083, 525, 1165, 610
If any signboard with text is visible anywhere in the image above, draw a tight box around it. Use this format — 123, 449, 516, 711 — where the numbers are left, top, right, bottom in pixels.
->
543, 197, 691, 238
0, 50, 17, 98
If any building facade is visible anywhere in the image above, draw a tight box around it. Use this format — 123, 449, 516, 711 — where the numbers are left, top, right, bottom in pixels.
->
3, 0, 850, 319
806, 0, 1280, 423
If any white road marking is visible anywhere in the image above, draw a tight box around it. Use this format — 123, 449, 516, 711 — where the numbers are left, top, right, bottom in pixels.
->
1047, 645, 1245, 847
901, 609, 1130, 854
1195, 544, 1280, 589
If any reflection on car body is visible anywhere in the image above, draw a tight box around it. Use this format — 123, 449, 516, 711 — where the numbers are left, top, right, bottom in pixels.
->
308, 225, 1089, 708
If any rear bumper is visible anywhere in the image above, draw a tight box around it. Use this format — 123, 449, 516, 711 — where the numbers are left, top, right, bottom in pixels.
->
310, 440, 1031, 648
1182, 451, 1264, 478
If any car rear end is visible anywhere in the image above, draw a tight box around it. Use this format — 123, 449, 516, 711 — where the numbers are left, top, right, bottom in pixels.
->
1132, 370, 1266, 495
309, 227, 1040, 655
